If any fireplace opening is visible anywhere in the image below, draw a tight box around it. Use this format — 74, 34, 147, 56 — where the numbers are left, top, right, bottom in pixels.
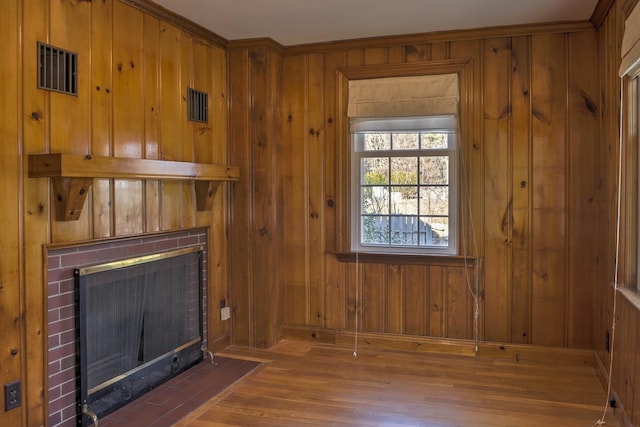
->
74, 246, 204, 425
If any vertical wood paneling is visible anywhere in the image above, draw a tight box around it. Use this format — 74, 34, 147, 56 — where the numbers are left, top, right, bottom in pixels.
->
11, 3, 232, 425
91, 0, 113, 238
324, 255, 346, 329
180, 32, 196, 229
0, 2, 23, 426
362, 264, 385, 332
50, 0, 92, 242
446, 267, 471, 339
482, 37, 512, 342
21, 1, 49, 424
308, 53, 325, 327
282, 54, 307, 325
159, 23, 182, 230
450, 39, 485, 340
113, 2, 144, 236
510, 36, 532, 344
404, 265, 427, 335
386, 265, 403, 333
567, 30, 598, 349
429, 266, 445, 337
530, 33, 567, 347
143, 15, 161, 232
228, 48, 252, 346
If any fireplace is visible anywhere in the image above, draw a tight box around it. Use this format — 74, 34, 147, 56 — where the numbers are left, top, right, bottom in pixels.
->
76, 246, 203, 425
46, 230, 208, 427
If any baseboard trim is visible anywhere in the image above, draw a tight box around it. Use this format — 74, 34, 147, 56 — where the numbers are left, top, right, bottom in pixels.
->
282, 325, 596, 366
594, 352, 635, 427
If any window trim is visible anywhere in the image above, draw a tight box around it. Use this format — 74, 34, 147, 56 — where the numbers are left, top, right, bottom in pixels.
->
350, 130, 458, 255
335, 59, 473, 257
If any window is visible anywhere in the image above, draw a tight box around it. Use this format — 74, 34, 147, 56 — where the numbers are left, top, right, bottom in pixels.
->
351, 121, 457, 255
346, 72, 460, 256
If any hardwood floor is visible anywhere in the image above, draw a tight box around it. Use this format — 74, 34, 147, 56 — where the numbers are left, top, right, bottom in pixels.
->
175, 340, 618, 427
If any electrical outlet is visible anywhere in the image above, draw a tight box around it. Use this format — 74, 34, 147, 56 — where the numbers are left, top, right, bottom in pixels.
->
221, 306, 231, 321
5, 380, 21, 411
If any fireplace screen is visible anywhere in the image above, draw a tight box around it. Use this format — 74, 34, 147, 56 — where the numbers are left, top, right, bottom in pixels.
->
75, 246, 203, 424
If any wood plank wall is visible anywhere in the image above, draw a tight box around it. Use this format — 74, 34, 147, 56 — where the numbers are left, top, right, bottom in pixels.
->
275, 25, 600, 349
596, 0, 640, 425
0, 1, 230, 425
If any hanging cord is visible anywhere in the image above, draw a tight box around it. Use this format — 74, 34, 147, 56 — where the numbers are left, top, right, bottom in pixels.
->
592, 80, 624, 427
353, 251, 360, 357
458, 131, 481, 355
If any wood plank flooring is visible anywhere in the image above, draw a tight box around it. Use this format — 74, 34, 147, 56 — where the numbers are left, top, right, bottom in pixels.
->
176, 340, 618, 427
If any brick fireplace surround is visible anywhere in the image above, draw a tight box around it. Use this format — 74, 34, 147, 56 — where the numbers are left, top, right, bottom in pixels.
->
46, 229, 208, 427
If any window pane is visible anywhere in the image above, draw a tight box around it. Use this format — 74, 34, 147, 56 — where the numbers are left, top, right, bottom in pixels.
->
362, 216, 389, 244
390, 215, 419, 245
421, 133, 449, 149
364, 133, 391, 150
362, 157, 389, 184
391, 186, 418, 214
420, 187, 448, 215
420, 217, 449, 246
362, 186, 389, 214
392, 133, 419, 150
420, 156, 449, 185
391, 157, 418, 184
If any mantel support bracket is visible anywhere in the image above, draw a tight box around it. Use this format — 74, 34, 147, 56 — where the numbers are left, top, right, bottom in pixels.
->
52, 177, 93, 221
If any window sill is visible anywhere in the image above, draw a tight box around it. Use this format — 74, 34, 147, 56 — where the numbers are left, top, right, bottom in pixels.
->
618, 286, 640, 312
331, 251, 476, 267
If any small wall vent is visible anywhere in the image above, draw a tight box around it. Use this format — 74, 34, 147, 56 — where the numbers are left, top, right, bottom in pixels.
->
187, 87, 208, 123
38, 42, 78, 96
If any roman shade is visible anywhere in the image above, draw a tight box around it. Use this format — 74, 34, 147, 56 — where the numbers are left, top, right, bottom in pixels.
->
348, 74, 459, 132
620, 1, 640, 76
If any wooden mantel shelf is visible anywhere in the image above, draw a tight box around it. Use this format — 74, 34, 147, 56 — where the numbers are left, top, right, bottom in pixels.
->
28, 153, 240, 221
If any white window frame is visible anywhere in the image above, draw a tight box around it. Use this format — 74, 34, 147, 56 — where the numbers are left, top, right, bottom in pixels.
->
350, 124, 458, 256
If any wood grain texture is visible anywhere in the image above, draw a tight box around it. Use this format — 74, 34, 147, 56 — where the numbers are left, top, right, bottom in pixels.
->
8, 3, 233, 426
176, 341, 618, 427
0, 2, 23, 426
595, 1, 640, 426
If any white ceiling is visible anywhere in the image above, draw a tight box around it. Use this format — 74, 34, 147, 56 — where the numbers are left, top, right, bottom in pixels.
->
150, 0, 600, 46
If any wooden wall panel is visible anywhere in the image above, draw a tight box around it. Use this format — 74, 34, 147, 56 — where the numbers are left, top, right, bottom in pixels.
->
8, 2, 232, 425
281, 54, 307, 326
596, 0, 640, 425
307, 53, 325, 327
0, 2, 23, 426
567, 30, 598, 348
482, 37, 512, 343
279, 24, 601, 350
510, 36, 532, 344
228, 44, 283, 348
22, 2, 51, 425
159, 23, 183, 230
143, 14, 161, 233
228, 48, 252, 346
113, 2, 144, 236
530, 33, 568, 347
91, 0, 114, 238
49, 0, 92, 243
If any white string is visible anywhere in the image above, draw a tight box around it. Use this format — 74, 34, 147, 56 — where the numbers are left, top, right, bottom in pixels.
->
353, 250, 360, 357
593, 77, 625, 427
458, 129, 480, 355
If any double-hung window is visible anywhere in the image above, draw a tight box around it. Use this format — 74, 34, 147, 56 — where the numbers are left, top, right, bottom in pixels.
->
347, 74, 460, 255
351, 120, 457, 255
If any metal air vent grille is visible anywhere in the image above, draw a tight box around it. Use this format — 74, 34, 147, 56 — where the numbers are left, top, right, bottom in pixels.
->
187, 87, 208, 123
37, 42, 78, 96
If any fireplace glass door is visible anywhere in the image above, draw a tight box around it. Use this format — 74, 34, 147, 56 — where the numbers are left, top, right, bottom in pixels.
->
75, 247, 203, 424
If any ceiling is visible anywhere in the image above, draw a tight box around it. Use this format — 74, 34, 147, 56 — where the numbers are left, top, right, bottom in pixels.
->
150, 0, 600, 46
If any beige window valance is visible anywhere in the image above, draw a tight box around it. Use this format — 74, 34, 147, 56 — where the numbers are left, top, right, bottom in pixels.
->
620, 2, 640, 76
347, 73, 459, 119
